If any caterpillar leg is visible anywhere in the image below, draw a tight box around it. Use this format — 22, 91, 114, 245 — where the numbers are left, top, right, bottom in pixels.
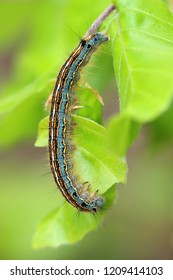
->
71, 105, 84, 110
45, 78, 56, 111
45, 92, 53, 111
80, 79, 104, 105
71, 98, 84, 111
82, 181, 91, 190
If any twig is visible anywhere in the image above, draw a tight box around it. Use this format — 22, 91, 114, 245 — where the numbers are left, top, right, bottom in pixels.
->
84, 3, 116, 37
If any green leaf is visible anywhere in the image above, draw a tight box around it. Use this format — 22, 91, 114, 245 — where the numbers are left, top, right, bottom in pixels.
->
33, 186, 116, 249
34, 115, 126, 247
35, 116, 49, 148
76, 85, 103, 124
0, 74, 54, 148
108, 113, 141, 156
148, 100, 173, 147
0, 74, 52, 115
73, 116, 127, 191
35, 115, 127, 187
112, 0, 173, 122
0, 0, 112, 147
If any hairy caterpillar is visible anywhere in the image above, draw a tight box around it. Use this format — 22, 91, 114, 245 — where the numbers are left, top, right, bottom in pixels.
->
49, 32, 109, 212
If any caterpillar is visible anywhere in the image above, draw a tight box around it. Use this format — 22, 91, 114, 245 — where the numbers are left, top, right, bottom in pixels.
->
49, 32, 109, 212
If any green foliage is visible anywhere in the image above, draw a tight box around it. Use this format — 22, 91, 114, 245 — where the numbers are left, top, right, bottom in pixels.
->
0, 0, 111, 147
108, 0, 173, 155
1, 0, 173, 248
34, 115, 126, 248
34, 112, 120, 250
33, 186, 116, 249
147, 100, 173, 147
36, 115, 126, 189
113, 0, 173, 121
108, 114, 141, 156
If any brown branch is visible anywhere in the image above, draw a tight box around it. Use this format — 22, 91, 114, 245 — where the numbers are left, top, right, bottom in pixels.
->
84, 3, 116, 37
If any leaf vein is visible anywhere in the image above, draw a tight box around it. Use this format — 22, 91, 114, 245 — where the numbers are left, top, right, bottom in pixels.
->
122, 28, 173, 45
115, 15, 134, 107
124, 8, 173, 28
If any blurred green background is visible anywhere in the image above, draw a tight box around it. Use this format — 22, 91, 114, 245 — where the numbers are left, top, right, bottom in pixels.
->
0, 0, 173, 260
